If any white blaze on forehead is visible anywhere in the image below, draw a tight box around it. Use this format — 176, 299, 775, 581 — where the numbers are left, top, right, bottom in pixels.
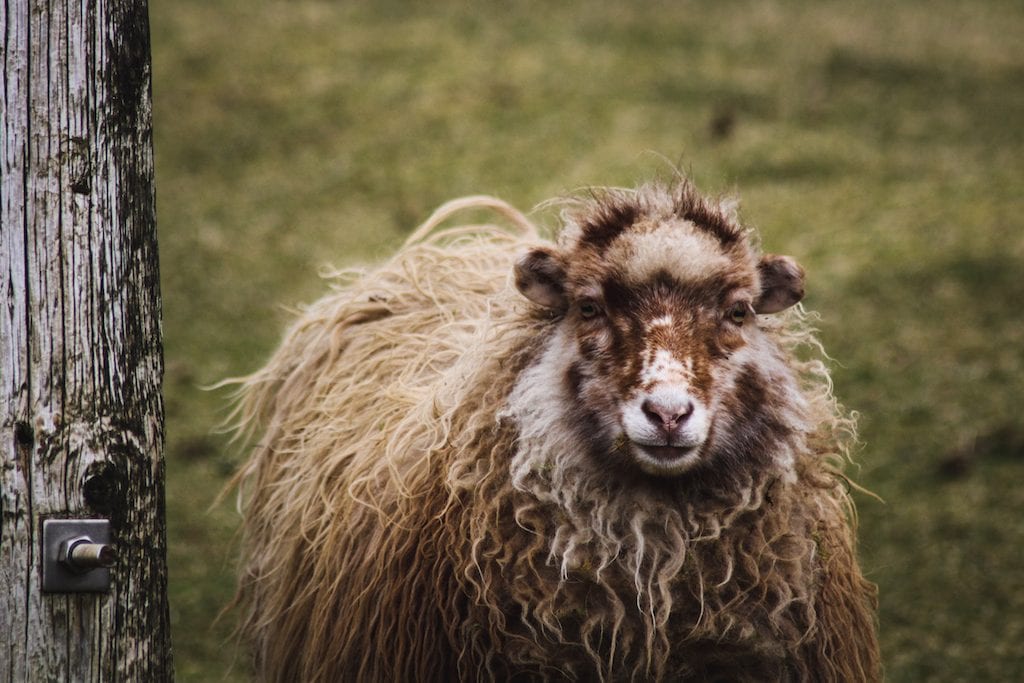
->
607, 220, 731, 284
646, 314, 674, 330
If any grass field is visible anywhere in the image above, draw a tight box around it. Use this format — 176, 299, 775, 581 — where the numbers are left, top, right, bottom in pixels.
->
151, 1, 1024, 680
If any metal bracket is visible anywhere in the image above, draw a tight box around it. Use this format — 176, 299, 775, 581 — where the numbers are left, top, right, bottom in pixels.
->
41, 519, 115, 593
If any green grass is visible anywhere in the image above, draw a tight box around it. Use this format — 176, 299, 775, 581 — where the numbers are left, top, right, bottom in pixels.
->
151, 1, 1024, 680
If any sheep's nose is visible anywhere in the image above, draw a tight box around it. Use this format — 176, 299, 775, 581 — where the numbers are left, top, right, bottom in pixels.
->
641, 397, 694, 434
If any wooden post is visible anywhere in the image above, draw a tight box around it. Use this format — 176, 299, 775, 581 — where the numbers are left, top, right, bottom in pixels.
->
1, 0, 172, 679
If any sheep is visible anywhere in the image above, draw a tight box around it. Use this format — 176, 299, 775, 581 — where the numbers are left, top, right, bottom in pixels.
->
227, 178, 880, 682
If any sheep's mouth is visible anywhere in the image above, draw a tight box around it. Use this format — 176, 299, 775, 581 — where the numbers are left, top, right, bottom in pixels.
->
639, 444, 696, 460
630, 442, 703, 476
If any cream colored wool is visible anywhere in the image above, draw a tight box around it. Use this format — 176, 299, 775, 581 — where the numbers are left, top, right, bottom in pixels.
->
228, 186, 880, 681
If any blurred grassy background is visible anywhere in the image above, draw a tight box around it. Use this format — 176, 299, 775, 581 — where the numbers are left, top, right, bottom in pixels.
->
151, 1, 1024, 680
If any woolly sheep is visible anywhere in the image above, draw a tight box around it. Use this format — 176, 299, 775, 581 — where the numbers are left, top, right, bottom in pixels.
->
228, 178, 880, 681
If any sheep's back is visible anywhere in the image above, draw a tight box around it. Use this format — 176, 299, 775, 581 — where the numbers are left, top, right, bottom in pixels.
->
229, 224, 550, 681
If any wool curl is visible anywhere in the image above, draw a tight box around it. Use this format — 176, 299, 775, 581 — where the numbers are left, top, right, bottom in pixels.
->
226, 186, 880, 682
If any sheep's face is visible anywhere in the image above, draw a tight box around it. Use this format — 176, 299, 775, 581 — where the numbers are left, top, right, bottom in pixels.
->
514, 187, 805, 478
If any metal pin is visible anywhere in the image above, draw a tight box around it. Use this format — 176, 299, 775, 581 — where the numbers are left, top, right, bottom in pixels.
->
66, 541, 117, 571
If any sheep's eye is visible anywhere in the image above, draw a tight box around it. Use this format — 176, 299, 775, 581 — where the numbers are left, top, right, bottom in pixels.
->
727, 303, 750, 325
579, 300, 602, 319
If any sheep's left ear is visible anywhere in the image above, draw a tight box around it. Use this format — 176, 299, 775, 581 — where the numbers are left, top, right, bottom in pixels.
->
755, 254, 805, 313
514, 247, 568, 310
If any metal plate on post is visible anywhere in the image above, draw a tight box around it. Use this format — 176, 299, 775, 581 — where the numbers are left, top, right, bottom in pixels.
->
41, 519, 113, 593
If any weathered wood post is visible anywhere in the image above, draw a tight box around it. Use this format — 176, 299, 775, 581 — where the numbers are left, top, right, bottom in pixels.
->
1, 0, 172, 679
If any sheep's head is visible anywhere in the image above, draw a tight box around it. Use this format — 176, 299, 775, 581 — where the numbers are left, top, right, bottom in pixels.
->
514, 182, 806, 478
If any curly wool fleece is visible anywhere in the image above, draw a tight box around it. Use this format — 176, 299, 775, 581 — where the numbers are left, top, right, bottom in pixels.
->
227, 179, 879, 682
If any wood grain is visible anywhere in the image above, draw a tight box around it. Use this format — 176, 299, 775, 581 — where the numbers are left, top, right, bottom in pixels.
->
1, 0, 172, 679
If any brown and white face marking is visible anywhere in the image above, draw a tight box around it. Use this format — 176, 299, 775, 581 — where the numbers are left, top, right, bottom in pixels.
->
514, 183, 807, 478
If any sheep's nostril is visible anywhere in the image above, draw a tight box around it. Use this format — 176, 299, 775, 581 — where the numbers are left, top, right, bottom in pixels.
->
642, 398, 694, 432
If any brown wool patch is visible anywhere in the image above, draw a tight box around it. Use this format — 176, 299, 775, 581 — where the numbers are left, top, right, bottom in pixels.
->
581, 200, 640, 252
672, 181, 743, 247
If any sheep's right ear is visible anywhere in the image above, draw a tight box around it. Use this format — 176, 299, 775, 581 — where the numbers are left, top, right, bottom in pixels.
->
755, 254, 805, 313
514, 247, 568, 310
